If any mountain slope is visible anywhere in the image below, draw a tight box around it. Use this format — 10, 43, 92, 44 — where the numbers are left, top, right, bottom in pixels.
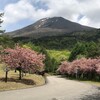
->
6, 17, 95, 39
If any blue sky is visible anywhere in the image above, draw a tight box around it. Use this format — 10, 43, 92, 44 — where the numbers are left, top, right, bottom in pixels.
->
0, 0, 18, 10
0, 0, 100, 32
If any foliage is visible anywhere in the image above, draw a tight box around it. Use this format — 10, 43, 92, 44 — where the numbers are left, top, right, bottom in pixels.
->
68, 42, 100, 61
0, 13, 14, 48
68, 42, 86, 61
13, 35, 76, 50
47, 50, 70, 63
0, 46, 45, 80
12, 29, 100, 50
0, 35, 15, 48
23, 43, 70, 73
86, 42, 100, 58
40, 47, 53, 72
22, 42, 41, 52
57, 58, 100, 80
0, 13, 5, 33
50, 58, 59, 73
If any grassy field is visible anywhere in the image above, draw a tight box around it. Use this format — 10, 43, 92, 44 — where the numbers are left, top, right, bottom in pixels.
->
82, 81, 100, 87
47, 49, 70, 62
66, 76, 100, 87
0, 64, 45, 91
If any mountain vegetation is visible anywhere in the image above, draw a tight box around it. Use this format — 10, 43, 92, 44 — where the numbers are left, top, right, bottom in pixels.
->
0, 13, 4, 34
69, 42, 100, 61
12, 29, 100, 50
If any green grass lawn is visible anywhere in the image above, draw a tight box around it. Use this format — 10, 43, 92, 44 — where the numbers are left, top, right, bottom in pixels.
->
83, 81, 100, 87
0, 64, 45, 91
47, 49, 70, 62
65, 76, 100, 87
76, 79, 100, 87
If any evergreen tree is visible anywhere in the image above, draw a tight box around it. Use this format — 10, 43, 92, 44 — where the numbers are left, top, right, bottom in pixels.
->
51, 58, 58, 73
40, 47, 53, 72
68, 42, 100, 61
86, 42, 100, 58
68, 42, 86, 61
0, 13, 4, 33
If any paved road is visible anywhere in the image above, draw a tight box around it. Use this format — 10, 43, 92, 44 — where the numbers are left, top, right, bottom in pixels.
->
0, 76, 99, 100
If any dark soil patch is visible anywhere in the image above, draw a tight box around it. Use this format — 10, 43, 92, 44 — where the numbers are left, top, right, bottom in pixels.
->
0, 78, 35, 85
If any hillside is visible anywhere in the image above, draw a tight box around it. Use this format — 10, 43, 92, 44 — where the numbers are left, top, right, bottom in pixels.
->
6, 17, 95, 39
12, 29, 100, 50
47, 50, 70, 62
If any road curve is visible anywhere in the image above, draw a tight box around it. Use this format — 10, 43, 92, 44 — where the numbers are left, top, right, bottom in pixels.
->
0, 76, 99, 100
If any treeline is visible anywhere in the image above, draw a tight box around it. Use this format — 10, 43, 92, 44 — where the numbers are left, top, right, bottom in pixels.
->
69, 42, 100, 61
12, 29, 100, 50
13, 35, 76, 50
0, 35, 15, 48
0, 13, 14, 48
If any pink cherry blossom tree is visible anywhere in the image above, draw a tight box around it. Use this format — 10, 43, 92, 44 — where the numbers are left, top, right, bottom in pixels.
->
57, 57, 100, 80
0, 46, 45, 80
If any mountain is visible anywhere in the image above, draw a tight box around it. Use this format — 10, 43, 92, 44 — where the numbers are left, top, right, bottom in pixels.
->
6, 17, 95, 39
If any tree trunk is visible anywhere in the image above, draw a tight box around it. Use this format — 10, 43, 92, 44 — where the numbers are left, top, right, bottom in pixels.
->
5, 71, 8, 82
19, 70, 22, 80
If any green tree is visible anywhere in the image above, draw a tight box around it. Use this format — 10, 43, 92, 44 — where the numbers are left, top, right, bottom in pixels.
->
68, 42, 86, 61
0, 13, 5, 33
86, 42, 100, 58
23, 42, 41, 52
68, 42, 100, 61
40, 47, 53, 72
0, 35, 15, 48
51, 58, 58, 73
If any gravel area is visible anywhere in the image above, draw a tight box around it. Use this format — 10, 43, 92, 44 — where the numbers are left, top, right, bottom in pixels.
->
0, 76, 100, 100
80, 87, 100, 100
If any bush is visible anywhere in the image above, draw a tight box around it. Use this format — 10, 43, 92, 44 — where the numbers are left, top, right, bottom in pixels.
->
57, 58, 100, 80
68, 42, 100, 61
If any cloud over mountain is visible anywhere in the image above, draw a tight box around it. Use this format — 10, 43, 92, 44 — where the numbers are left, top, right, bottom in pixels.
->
2, 0, 100, 31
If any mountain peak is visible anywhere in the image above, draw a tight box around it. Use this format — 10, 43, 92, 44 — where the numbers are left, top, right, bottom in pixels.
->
34, 17, 72, 29
33, 16, 92, 30
6, 17, 95, 38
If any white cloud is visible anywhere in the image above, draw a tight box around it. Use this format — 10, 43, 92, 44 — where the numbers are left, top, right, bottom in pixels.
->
3, 0, 35, 25
2, 0, 52, 27
2, 0, 100, 29
78, 16, 89, 26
